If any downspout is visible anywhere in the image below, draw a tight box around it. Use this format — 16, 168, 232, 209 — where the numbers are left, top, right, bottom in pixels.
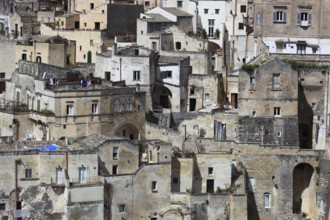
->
120, 58, 122, 81
14, 159, 20, 214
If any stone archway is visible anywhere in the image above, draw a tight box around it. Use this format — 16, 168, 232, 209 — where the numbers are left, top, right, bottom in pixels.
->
114, 123, 139, 140
292, 163, 316, 217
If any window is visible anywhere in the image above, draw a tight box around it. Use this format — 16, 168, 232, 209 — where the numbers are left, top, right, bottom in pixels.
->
66, 104, 73, 115
238, 23, 244, 30
149, 150, 153, 161
75, 21, 79, 29
272, 73, 280, 89
80, 45, 82, 51
112, 165, 118, 175
177, 0, 182, 8
205, 93, 210, 102
161, 71, 172, 79
90, 40, 93, 46
90, 3, 94, 9
273, 10, 287, 23
25, 168, 32, 178
56, 168, 63, 184
252, 110, 256, 117
113, 147, 118, 160
297, 12, 312, 26
277, 131, 282, 137
250, 76, 256, 85
79, 167, 87, 183
145, 1, 150, 6
22, 53, 27, 61
152, 42, 157, 50
215, 9, 219, 14
95, 22, 100, 30
297, 43, 306, 54
105, 71, 111, 81
84, 22, 87, 27
240, 5, 246, 13
125, 98, 131, 112
256, 12, 262, 26
208, 19, 215, 37
175, 42, 181, 50
119, 204, 125, 212
0, 72, 5, 79
274, 107, 281, 117
114, 100, 121, 113
151, 181, 157, 191
66, 55, 70, 65
37, 99, 40, 111
0, 203, 5, 211
312, 103, 316, 109
264, 193, 271, 209
133, 71, 140, 81
204, 9, 208, 14
173, 178, 179, 183
208, 167, 213, 175
92, 103, 98, 114
36, 56, 42, 63
190, 87, 195, 95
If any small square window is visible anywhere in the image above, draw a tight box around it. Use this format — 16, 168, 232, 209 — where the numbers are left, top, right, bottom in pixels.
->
25, 168, 32, 178
177, 0, 182, 8
152, 181, 157, 191
204, 9, 208, 14
240, 5, 246, 13
112, 165, 118, 175
250, 76, 256, 85
205, 93, 210, 102
145, 1, 150, 6
92, 103, 98, 114
119, 204, 125, 212
238, 23, 244, 30
208, 167, 213, 175
66, 105, 73, 115
0, 72, 5, 79
113, 146, 118, 160
264, 193, 271, 209
274, 107, 281, 117
133, 71, 140, 81
215, 9, 219, 14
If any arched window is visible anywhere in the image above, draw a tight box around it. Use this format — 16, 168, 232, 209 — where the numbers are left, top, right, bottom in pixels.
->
36, 56, 42, 63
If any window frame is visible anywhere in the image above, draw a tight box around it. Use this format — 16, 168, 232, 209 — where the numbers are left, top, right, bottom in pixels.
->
92, 103, 98, 114
25, 168, 32, 179
113, 146, 118, 160
66, 104, 73, 116
79, 167, 87, 183
133, 70, 140, 81
264, 193, 271, 209
151, 181, 157, 192
273, 10, 287, 23
274, 107, 281, 117
240, 5, 247, 13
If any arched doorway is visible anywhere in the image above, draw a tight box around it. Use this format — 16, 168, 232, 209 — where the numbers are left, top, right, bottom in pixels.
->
87, 51, 92, 63
292, 163, 315, 216
114, 123, 139, 140
154, 86, 172, 109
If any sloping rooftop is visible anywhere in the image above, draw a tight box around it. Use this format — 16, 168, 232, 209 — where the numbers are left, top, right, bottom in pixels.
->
161, 7, 193, 17
143, 13, 173, 22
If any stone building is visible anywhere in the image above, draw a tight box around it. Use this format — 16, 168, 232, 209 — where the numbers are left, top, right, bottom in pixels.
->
238, 58, 299, 147
16, 35, 76, 68
3, 61, 146, 141
251, 0, 330, 56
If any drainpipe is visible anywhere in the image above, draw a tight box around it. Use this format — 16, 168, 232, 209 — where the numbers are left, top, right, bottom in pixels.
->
119, 58, 122, 81
14, 159, 21, 215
